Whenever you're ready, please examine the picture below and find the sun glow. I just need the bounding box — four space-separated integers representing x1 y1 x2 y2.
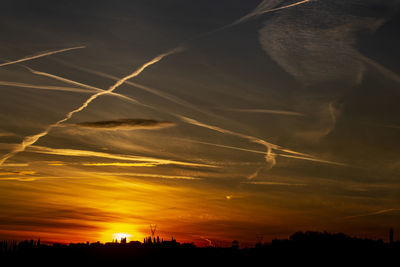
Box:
100 223 143 243
113 232 132 242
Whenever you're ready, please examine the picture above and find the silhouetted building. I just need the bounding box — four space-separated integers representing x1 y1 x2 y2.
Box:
232 240 239 249
390 228 394 244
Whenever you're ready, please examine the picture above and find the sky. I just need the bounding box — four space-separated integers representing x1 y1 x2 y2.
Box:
0 0 399 246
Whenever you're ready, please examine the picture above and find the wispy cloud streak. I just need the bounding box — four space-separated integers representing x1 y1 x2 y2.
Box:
243 181 307 186
0 80 95 94
225 108 305 117
0 50 179 166
344 209 400 220
28 145 216 168
0 46 85 67
360 54 400 84
101 172 201 180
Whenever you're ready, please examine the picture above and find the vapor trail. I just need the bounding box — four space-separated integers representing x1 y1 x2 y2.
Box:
22 65 139 103
51 60 221 118
360 54 400 84
181 139 345 166
176 115 326 168
221 0 312 30
28 145 215 168
254 0 312 16
0 50 178 166
0 80 94 94
344 208 400 220
0 46 85 67
22 65 103 92
224 108 305 117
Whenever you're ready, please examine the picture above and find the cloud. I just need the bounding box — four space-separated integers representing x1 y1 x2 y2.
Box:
67 119 176 131
247 166 264 180
258 1 398 86
256 0 399 140
0 46 85 67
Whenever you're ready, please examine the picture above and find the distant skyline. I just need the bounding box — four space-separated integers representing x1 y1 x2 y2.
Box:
0 0 399 246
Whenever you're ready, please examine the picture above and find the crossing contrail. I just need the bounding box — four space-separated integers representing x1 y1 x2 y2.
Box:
0 46 85 67
0 49 179 166
177 115 316 168
22 65 140 103
180 139 345 166
52 61 216 117
41 61 338 167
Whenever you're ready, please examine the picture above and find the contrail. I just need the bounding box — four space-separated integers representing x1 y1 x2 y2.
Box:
0 46 85 67
220 0 313 31
224 108 305 117
178 115 278 167
180 139 345 166
0 50 179 166
344 208 400 220
254 0 312 16
176 115 339 168
359 54 400 84
49 59 223 118
22 65 104 92
28 145 216 168
22 65 140 103
0 80 95 94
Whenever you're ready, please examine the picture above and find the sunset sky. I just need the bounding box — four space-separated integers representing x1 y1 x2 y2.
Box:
0 0 399 246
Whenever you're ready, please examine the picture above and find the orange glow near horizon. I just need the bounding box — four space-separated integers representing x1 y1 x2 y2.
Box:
100 223 143 243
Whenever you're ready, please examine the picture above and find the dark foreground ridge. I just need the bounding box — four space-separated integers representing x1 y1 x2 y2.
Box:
1 231 399 264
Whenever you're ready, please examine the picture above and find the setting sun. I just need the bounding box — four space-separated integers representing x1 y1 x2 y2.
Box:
113 233 131 242
99 223 142 243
